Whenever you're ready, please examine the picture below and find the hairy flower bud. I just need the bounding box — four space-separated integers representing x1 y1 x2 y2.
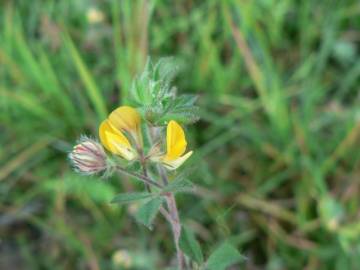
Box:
69 137 107 175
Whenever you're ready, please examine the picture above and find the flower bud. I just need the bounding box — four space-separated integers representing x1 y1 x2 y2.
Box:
69 137 107 175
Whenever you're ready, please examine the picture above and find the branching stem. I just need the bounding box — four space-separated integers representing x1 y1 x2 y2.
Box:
115 165 163 189
148 126 186 269
165 192 185 269
120 126 186 269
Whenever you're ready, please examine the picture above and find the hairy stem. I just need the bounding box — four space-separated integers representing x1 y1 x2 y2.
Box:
166 193 185 269
138 154 173 224
148 126 185 269
140 154 151 192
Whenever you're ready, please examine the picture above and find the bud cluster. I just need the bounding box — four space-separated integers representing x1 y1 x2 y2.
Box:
69 137 107 175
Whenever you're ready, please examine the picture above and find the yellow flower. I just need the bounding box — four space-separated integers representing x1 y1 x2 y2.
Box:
160 120 193 170
99 106 141 160
108 106 141 135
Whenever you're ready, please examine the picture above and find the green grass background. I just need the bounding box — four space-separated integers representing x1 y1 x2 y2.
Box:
1 0 360 269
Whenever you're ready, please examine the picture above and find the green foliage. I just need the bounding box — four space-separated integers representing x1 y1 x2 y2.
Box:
206 242 244 270
111 192 154 204
46 173 116 203
63 32 108 120
179 225 204 264
135 197 164 229
1 0 360 269
129 58 200 125
162 178 194 194
319 195 344 231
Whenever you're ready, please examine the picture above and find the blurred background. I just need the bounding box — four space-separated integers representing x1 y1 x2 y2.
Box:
1 0 360 269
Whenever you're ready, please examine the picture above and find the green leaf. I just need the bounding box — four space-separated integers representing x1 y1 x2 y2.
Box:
44 173 116 204
135 197 164 229
111 192 154 204
128 58 199 126
156 95 200 125
179 225 203 264
154 56 182 85
163 178 194 194
206 242 244 270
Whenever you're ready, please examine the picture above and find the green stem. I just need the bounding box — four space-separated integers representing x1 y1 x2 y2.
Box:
148 126 185 269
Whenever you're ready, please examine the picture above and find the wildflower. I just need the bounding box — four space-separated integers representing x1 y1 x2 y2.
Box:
155 120 193 170
108 106 141 142
99 106 141 160
69 137 107 174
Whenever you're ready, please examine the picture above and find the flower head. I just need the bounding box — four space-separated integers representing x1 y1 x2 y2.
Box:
69 137 107 175
156 120 193 170
99 106 141 160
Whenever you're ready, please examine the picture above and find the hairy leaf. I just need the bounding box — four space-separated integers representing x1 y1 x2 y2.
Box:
111 192 154 204
163 178 194 194
135 197 164 229
206 242 244 270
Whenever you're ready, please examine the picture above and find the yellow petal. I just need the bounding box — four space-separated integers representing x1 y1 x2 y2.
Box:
99 120 135 160
108 106 141 133
164 120 187 161
162 151 193 170
99 120 130 150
